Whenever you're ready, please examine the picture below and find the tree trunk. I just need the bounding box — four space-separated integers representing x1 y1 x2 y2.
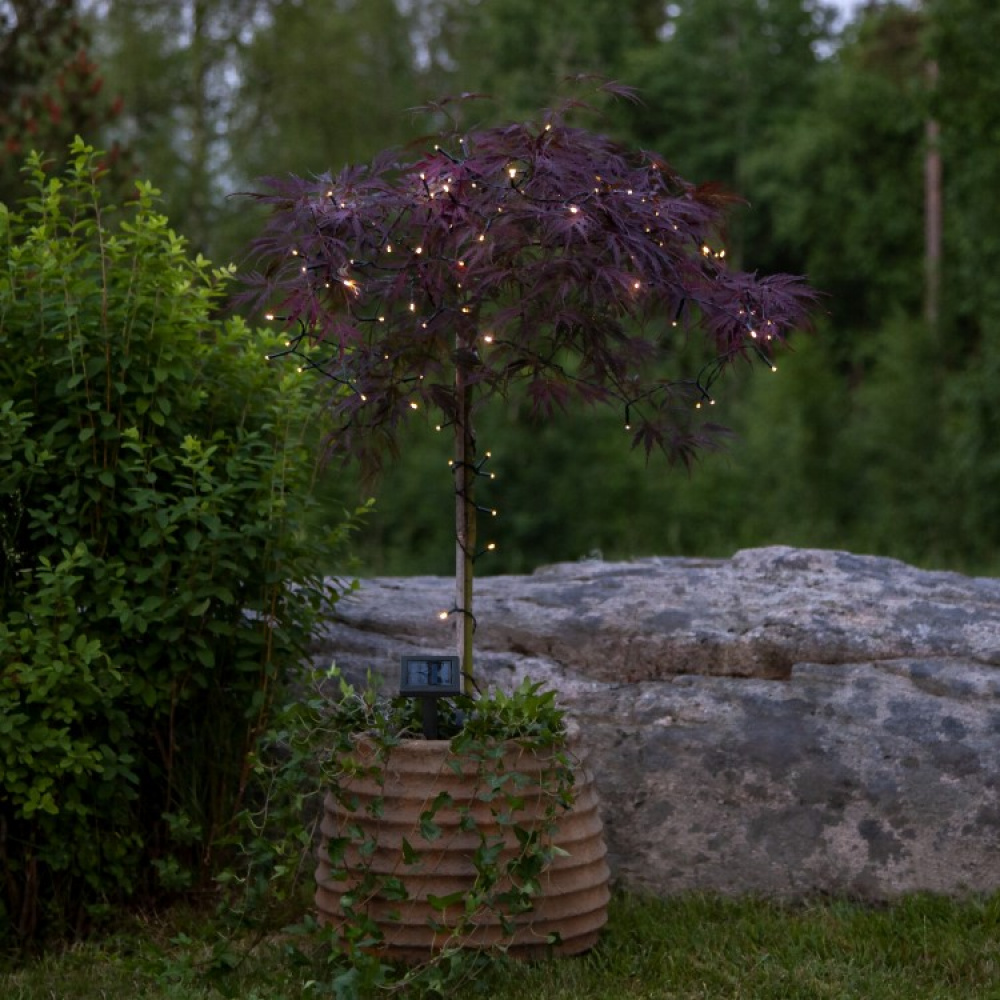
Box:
924 60 942 330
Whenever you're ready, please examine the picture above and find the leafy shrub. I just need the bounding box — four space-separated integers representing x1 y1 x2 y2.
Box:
0 140 356 945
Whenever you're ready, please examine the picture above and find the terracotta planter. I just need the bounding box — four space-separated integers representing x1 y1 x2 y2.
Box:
315 737 610 961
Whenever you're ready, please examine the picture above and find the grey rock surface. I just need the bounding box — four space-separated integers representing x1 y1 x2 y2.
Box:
310 546 1000 899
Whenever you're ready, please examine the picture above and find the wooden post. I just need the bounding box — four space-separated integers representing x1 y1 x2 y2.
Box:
454 359 476 695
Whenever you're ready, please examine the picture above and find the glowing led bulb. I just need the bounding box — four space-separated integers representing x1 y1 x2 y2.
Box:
438 611 449 621
265 312 274 321
409 401 418 409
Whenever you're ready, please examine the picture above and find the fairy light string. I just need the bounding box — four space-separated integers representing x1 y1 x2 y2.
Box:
252 100 816 665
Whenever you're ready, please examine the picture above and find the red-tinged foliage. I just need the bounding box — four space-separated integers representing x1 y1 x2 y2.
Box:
242 96 817 476
0 1 131 203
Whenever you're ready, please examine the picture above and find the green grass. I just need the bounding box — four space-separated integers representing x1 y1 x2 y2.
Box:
3 891 999 999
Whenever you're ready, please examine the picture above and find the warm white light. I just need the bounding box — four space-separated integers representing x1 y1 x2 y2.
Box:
415 247 423 255
438 611 449 620
508 166 517 179
265 312 275 321
569 205 580 214
483 334 494 343
410 401 418 409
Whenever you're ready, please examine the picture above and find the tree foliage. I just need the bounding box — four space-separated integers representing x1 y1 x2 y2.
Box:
0 0 130 204
244 91 816 472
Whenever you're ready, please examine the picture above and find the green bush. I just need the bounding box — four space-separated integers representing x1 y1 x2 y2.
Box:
0 140 355 945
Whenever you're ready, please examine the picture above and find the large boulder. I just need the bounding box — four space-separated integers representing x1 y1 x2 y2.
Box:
311 546 1000 900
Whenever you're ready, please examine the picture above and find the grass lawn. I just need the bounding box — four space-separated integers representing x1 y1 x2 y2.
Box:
2 890 998 999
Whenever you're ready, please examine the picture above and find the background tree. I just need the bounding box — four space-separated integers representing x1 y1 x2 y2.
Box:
622 0 835 271
0 0 129 204
41 0 1000 576
88 0 266 256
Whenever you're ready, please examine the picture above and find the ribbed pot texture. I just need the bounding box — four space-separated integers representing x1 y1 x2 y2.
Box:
315 737 610 961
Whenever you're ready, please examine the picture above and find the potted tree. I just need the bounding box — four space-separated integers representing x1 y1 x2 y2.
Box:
242 85 816 963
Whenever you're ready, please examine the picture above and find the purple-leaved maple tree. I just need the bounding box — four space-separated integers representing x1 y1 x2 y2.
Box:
242 88 817 691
